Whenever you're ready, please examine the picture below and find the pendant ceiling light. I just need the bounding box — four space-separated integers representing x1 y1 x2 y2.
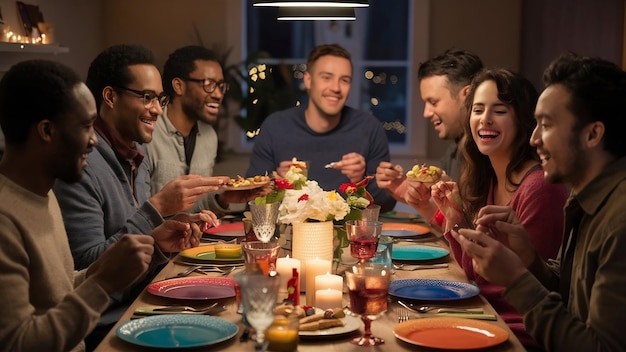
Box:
253 0 369 7
277 7 356 20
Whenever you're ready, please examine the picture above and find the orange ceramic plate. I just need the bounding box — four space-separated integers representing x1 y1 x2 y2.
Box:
382 222 431 236
393 317 508 350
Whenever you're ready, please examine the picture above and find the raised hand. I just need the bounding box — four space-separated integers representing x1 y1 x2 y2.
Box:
404 177 439 222
87 234 154 294
375 161 406 201
330 152 366 183
450 227 528 287
153 212 215 252
150 175 229 216
430 181 464 226
474 205 537 267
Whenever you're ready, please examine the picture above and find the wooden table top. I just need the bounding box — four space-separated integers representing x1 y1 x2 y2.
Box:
95 232 525 351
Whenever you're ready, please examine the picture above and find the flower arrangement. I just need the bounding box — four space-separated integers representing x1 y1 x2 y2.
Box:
278 180 350 224
259 159 374 266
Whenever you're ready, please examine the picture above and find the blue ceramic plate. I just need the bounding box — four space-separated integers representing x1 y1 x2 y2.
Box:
392 244 449 261
389 279 480 301
116 315 238 348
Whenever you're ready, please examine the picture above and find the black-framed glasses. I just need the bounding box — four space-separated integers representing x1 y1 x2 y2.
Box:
115 86 170 109
184 78 230 94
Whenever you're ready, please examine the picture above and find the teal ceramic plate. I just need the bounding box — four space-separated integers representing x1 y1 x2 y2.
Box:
392 244 449 261
116 315 238 348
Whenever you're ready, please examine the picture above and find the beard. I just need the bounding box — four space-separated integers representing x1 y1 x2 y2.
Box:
182 100 217 126
545 136 586 186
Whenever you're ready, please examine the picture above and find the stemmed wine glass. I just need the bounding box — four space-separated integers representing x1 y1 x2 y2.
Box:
235 270 281 350
345 263 391 346
248 201 280 243
346 220 383 264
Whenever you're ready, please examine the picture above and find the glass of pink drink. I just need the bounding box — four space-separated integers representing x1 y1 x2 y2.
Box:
345 263 391 346
346 220 383 264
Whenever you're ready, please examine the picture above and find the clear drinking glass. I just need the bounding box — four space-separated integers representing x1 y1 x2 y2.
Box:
248 201 281 243
346 220 383 264
345 263 391 346
369 235 393 270
236 272 281 349
360 204 381 222
241 241 281 275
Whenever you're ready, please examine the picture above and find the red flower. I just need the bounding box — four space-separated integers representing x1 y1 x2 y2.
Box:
339 183 356 194
275 178 294 190
297 194 309 202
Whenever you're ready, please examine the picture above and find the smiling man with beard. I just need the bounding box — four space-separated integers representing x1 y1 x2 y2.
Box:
52 44 224 350
451 53 626 351
0 59 158 352
140 45 264 215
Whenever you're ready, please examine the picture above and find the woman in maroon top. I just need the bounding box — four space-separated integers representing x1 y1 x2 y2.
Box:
431 68 568 350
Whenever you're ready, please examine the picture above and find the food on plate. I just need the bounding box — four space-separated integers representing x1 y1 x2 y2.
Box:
273 304 346 331
406 164 443 185
214 244 242 259
298 307 346 331
273 304 306 318
299 318 344 331
227 175 270 188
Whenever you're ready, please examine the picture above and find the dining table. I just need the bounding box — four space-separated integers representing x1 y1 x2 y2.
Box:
94 220 526 352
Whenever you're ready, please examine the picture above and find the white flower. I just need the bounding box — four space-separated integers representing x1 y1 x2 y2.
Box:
278 180 350 224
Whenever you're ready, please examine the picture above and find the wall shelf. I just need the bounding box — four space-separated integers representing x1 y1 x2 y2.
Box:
0 42 69 54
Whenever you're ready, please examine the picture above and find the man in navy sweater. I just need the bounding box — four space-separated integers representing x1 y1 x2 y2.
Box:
246 44 396 212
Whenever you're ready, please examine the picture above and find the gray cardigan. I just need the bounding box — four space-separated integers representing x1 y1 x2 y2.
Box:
137 108 229 215
53 132 167 325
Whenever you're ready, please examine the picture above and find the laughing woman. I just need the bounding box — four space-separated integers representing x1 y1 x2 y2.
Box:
431 68 568 351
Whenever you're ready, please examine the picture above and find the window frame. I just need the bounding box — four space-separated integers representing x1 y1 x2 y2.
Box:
225 0 430 158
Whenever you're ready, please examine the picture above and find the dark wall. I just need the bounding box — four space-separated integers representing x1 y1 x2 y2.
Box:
521 0 624 89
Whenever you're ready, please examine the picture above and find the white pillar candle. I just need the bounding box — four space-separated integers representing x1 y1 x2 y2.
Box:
315 272 343 292
276 256 301 301
304 257 331 306
315 288 343 311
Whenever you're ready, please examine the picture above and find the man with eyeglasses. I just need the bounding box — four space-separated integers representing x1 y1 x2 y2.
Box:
139 45 264 216
53 44 226 350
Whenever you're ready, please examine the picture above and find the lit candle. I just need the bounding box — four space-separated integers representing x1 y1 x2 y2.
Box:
266 316 299 352
315 288 343 311
276 256 301 301
304 258 331 306
315 272 343 292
